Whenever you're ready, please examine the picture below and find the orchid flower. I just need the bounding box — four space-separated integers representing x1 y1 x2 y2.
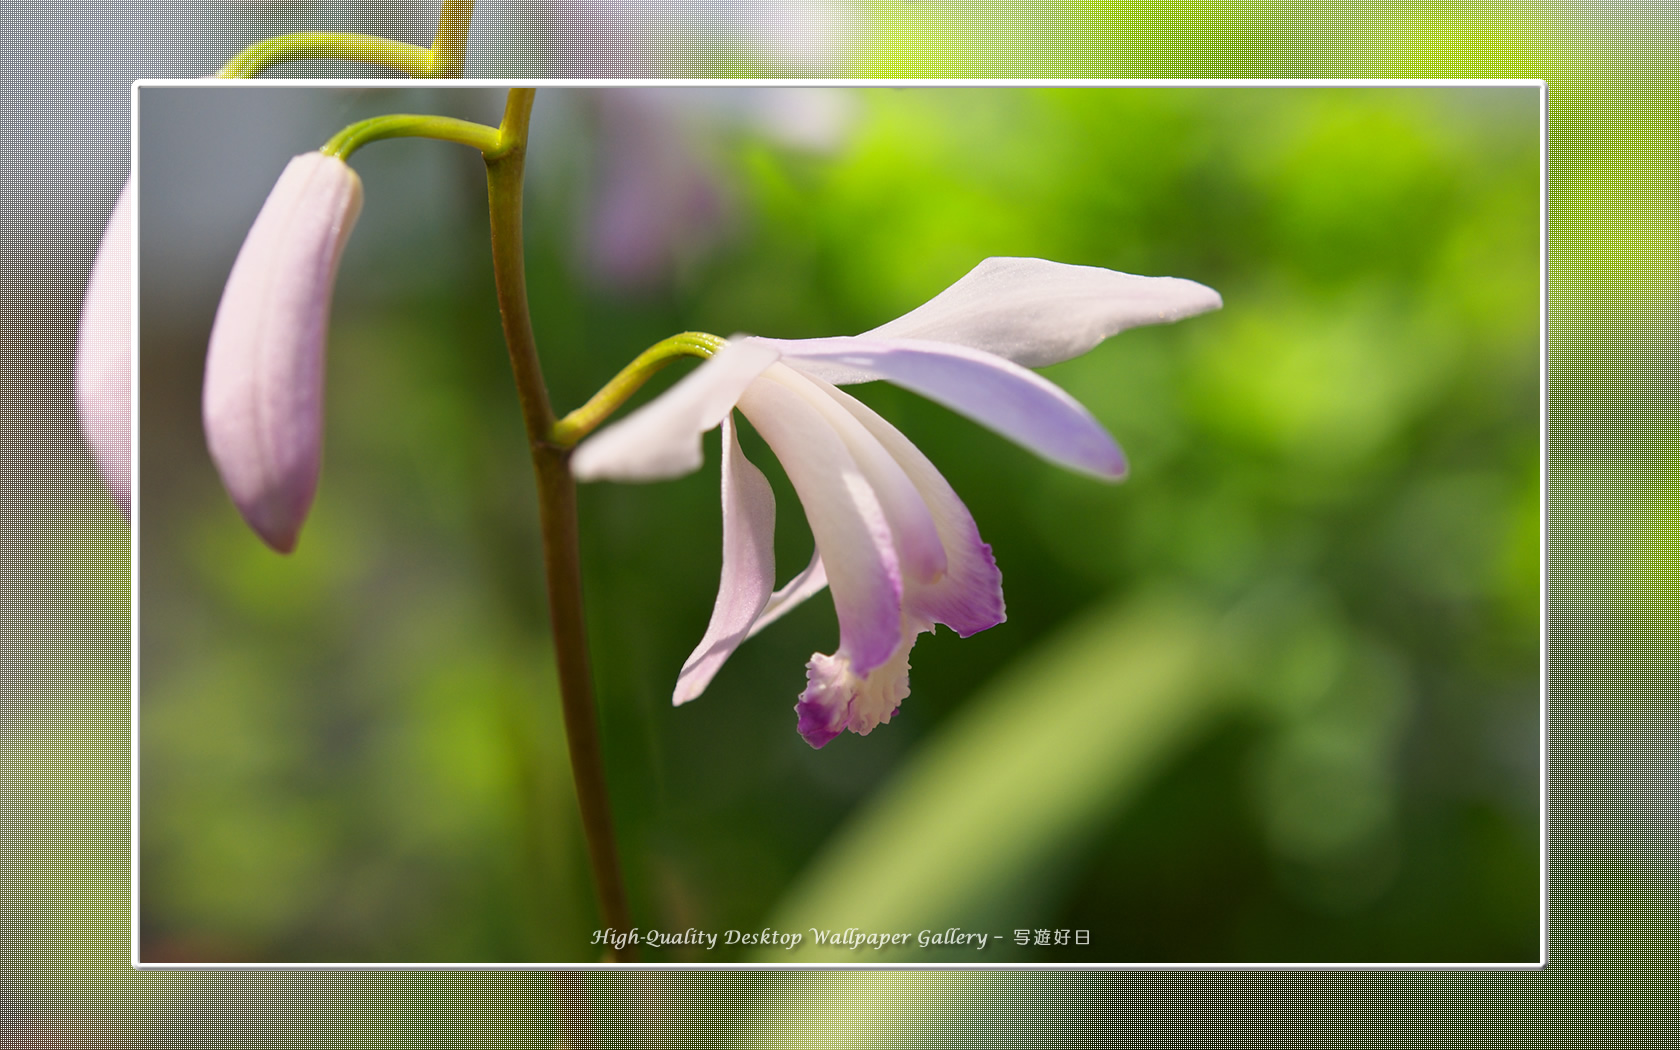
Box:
572 257 1221 747
76 180 135 517
202 152 364 553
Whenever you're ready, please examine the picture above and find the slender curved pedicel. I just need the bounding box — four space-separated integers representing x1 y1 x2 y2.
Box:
76 179 134 517
574 257 1222 747
203 152 363 553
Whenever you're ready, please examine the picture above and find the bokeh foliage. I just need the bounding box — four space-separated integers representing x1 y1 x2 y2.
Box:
136 84 1539 964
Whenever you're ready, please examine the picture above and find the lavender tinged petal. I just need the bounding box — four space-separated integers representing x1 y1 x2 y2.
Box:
203 152 362 553
864 256 1223 367
789 381 1008 749
761 364 946 584
746 550 828 641
735 375 903 677
776 336 1127 479
570 338 780 483
673 415 777 704
76 179 134 517
822 382 1004 638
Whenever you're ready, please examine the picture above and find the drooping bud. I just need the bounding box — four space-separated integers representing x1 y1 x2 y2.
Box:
76 179 134 517
203 152 362 553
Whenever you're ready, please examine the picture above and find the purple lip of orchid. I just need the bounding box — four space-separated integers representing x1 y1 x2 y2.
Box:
571 256 1222 748
76 179 135 518
202 152 363 554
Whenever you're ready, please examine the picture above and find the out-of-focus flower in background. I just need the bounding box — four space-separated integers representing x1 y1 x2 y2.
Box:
202 151 364 553
574 257 1222 745
580 88 854 291
529 1 859 76
583 91 733 291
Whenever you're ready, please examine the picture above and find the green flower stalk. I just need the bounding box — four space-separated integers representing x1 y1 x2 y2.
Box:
217 1 476 78
480 89 639 958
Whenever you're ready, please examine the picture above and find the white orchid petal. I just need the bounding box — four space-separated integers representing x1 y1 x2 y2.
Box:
203 152 363 553
736 373 903 676
570 338 780 482
863 256 1222 367
823 383 1004 638
673 414 776 705
746 550 828 641
775 336 1127 479
76 179 134 517
762 364 946 584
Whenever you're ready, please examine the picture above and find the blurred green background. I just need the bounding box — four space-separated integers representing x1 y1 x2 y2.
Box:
135 84 1539 965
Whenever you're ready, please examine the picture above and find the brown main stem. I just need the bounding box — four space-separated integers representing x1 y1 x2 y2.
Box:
482 88 636 961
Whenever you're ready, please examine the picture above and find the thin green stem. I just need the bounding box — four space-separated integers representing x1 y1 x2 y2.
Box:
216 3 477 79
320 113 505 161
483 88 637 962
427 0 477 76
551 333 726 448
216 32 435 78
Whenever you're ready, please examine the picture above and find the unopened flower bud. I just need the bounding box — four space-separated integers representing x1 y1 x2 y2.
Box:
203 152 362 553
76 179 134 517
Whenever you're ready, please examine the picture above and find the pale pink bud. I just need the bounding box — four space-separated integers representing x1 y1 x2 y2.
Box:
76 179 134 517
203 152 362 553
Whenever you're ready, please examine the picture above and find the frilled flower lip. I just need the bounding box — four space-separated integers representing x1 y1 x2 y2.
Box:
202 151 363 553
571 256 1221 746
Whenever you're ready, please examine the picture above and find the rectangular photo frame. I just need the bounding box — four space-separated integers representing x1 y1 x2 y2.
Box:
129 78 1545 969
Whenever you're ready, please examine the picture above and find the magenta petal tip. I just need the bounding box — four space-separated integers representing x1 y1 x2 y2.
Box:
796 654 850 749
